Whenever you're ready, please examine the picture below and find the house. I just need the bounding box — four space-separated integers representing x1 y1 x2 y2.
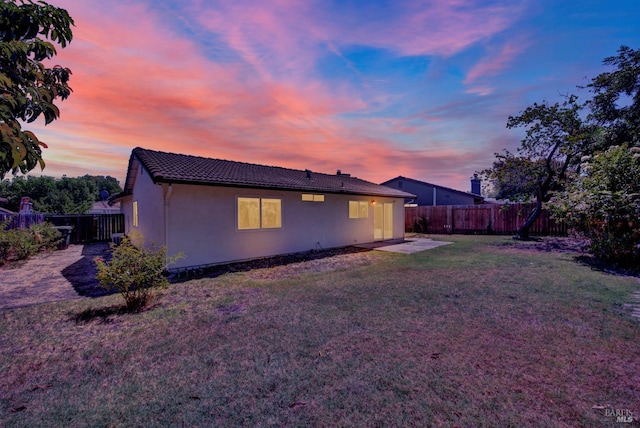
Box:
114 147 415 270
381 176 483 206
86 200 121 214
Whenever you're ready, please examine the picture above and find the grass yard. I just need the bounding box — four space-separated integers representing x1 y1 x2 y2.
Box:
1 235 639 427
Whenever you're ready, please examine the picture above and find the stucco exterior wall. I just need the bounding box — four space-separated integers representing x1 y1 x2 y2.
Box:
148 183 406 269
122 163 165 247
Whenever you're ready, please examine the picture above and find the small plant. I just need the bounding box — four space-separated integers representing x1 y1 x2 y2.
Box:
0 221 61 265
412 216 429 233
94 236 180 311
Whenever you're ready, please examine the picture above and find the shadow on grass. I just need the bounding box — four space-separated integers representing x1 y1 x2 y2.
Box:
574 254 640 277
61 242 117 298
71 305 128 324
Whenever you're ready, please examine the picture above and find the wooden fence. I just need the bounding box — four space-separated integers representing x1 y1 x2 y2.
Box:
44 214 125 244
1 212 45 229
405 204 567 236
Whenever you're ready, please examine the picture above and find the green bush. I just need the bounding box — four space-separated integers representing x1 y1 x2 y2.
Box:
95 236 180 311
556 145 640 268
0 221 61 265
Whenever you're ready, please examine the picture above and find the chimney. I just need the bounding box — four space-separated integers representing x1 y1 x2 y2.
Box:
305 169 312 179
470 174 481 195
336 170 350 177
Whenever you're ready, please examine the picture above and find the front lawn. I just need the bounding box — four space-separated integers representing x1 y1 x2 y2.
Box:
1 235 638 427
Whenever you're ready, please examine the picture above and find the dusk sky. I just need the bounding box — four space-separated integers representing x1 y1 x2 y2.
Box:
27 0 640 192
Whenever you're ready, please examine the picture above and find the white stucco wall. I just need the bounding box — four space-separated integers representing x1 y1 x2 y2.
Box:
153 183 406 269
121 163 165 247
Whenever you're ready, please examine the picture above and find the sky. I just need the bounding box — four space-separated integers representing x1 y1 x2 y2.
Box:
24 0 640 192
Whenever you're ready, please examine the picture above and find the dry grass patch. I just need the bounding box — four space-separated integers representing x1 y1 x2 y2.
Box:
1 235 639 427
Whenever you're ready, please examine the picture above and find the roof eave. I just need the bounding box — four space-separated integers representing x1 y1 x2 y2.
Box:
150 176 414 199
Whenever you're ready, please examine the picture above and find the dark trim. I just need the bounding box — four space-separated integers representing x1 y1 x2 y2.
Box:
145 176 416 198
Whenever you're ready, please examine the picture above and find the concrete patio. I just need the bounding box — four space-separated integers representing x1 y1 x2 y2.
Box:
356 238 453 254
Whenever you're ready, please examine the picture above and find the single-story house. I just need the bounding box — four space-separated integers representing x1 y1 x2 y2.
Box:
115 147 415 270
381 176 483 206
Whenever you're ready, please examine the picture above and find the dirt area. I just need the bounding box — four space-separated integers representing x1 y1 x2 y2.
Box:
0 243 112 310
171 246 379 282
496 236 591 254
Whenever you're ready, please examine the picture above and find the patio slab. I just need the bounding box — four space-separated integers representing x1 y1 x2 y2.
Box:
356 238 453 254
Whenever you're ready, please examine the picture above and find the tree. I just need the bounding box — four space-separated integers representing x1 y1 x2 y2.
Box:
0 174 122 213
587 46 640 149
0 0 74 179
482 96 589 239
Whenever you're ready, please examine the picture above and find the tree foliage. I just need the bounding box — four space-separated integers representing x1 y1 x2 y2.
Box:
555 145 640 267
0 0 74 179
587 45 640 148
482 96 589 239
0 174 121 213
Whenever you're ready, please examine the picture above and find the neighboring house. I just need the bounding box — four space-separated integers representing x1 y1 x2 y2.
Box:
86 200 121 214
381 176 484 206
114 147 415 270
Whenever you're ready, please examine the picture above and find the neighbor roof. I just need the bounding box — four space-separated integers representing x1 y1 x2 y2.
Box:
381 176 484 201
120 147 415 198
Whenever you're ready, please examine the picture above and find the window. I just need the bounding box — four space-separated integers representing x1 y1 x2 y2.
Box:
238 197 282 230
261 198 282 228
302 194 324 202
132 200 139 227
349 200 369 218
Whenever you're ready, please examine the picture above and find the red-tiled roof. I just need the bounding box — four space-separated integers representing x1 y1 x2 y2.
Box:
124 147 415 198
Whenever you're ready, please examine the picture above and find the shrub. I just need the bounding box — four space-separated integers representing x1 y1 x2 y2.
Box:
0 221 61 265
555 145 640 268
29 222 63 250
95 236 180 311
412 216 429 233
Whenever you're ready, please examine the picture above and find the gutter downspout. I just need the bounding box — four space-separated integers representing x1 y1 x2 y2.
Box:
164 183 173 249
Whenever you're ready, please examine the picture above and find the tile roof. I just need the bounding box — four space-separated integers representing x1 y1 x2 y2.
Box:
124 147 415 198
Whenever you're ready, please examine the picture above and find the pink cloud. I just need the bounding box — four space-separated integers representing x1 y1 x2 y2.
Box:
27 0 526 191
464 41 527 86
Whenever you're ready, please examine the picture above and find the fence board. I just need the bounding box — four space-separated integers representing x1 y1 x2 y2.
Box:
44 214 124 244
405 204 567 236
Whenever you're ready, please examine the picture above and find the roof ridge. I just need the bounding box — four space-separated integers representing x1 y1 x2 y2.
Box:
133 146 351 180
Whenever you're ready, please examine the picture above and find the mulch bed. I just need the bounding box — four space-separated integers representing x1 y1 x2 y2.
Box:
170 246 373 282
